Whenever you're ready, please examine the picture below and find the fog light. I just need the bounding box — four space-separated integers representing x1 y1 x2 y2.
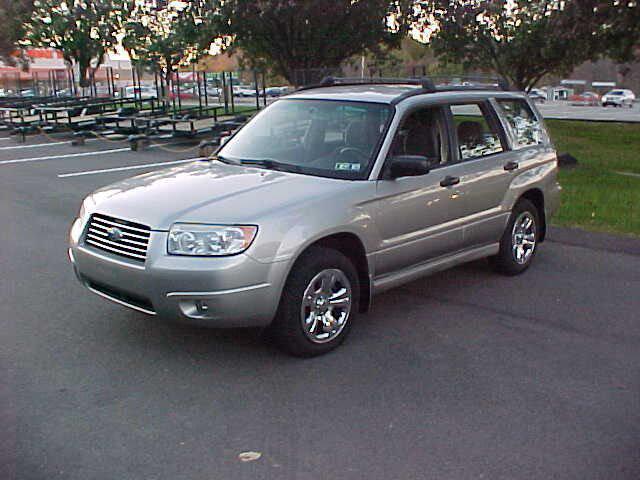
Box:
196 300 209 314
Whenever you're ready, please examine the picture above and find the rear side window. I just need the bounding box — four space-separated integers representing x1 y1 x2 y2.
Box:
496 99 545 148
450 104 504 161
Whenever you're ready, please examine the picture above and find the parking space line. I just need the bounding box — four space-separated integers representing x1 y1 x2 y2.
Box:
0 148 130 165
57 158 200 178
0 138 100 150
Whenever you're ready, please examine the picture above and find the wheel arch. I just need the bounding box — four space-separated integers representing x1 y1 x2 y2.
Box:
519 188 547 242
287 232 372 313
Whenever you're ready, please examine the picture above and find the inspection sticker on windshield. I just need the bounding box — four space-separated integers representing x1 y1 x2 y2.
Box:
335 163 361 171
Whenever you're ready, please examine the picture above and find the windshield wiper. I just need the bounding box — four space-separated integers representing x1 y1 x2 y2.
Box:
238 158 303 173
209 154 239 165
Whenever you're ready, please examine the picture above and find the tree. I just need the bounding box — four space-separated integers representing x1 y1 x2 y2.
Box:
27 0 130 87
123 1 224 91
602 1 640 65
224 0 417 85
0 0 34 66
426 0 640 92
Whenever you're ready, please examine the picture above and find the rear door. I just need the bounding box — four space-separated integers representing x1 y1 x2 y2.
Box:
444 101 515 248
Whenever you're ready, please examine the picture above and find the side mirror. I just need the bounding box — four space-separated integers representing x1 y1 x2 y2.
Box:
388 155 430 179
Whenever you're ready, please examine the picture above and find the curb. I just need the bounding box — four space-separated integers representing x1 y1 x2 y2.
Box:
547 226 640 256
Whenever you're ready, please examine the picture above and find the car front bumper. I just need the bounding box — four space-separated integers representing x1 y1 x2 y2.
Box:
602 99 628 106
69 226 288 328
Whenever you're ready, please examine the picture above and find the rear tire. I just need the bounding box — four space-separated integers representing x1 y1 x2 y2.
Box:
269 247 359 357
490 199 540 276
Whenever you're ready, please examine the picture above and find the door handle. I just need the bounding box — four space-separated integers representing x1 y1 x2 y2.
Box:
504 161 519 171
440 176 460 187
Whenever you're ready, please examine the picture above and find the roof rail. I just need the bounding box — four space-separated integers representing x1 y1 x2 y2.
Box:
297 75 511 94
311 76 436 90
430 74 510 89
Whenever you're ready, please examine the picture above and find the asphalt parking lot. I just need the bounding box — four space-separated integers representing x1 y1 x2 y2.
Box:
1 131 640 480
536 101 639 122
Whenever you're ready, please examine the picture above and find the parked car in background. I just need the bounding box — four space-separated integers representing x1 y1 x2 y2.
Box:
168 92 195 100
265 86 290 97
570 91 600 106
124 85 156 100
527 89 546 103
69 78 561 356
601 89 636 108
233 85 259 97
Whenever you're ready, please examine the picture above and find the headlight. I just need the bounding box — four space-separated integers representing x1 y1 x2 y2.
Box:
168 224 258 256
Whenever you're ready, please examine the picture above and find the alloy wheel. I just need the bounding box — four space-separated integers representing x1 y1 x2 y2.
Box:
300 269 352 344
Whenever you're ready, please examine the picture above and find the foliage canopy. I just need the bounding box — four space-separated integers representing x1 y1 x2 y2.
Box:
225 0 417 85
27 0 131 87
427 0 640 91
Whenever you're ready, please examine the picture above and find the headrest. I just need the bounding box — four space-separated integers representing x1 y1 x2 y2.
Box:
345 119 377 149
457 121 484 146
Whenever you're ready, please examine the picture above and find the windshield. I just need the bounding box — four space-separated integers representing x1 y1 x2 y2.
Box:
218 99 393 179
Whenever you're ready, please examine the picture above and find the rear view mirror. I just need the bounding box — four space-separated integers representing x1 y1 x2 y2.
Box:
388 155 430 179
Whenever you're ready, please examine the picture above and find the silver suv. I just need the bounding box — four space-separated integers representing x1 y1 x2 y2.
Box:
69 78 561 356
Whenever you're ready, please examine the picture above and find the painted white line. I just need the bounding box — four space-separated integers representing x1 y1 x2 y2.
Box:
57 158 200 178
0 148 130 165
0 138 100 150
0 140 71 150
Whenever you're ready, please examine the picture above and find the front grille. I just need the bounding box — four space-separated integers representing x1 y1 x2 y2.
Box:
84 214 151 262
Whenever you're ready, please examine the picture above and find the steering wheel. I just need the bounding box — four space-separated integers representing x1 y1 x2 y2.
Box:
336 146 369 162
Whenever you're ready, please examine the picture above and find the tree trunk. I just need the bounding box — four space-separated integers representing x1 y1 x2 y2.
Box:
512 78 527 92
78 61 90 88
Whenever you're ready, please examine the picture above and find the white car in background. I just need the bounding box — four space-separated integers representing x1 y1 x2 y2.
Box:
527 88 547 103
233 85 259 97
124 86 156 99
601 89 636 108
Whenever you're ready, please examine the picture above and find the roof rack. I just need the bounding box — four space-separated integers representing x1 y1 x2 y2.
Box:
306 76 438 92
297 75 511 95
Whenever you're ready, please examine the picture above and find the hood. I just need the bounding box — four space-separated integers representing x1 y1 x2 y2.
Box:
88 160 358 230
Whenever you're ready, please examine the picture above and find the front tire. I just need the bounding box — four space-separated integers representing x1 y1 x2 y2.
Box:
490 199 540 276
269 247 359 357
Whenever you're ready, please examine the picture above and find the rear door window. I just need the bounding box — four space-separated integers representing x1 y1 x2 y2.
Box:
496 99 546 148
450 104 505 161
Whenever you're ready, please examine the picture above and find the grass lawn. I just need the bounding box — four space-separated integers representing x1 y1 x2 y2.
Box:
546 120 640 236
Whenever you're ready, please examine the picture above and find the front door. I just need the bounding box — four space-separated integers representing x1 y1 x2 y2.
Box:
373 105 465 277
